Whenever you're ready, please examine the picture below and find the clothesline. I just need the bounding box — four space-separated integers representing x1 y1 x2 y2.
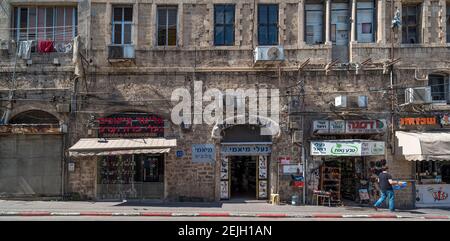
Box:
14 32 79 40
0 25 77 30
15 33 78 39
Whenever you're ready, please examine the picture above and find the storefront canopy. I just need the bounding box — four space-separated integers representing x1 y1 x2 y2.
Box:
396 131 450 161
69 138 177 157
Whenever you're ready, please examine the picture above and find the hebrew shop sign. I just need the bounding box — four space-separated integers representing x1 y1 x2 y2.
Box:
311 140 385 156
97 113 165 138
313 119 386 134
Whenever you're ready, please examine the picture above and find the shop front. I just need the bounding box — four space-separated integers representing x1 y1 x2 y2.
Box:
310 139 386 205
396 131 450 207
308 119 387 206
0 110 64 198
218 125 272 200
69 138 176 200
68 112 177 200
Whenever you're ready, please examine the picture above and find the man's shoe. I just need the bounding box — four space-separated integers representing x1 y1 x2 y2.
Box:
373 206 378 211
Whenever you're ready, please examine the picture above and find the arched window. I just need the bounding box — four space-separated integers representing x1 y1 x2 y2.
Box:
9 110 59 124
429 74 449 103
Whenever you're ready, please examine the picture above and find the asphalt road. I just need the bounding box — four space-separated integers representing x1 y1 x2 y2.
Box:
0 216 441 221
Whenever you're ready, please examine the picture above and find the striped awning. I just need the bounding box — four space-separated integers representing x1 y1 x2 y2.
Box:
396 131 450 161
69 138 176 157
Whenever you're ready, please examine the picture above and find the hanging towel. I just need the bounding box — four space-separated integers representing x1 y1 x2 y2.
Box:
72 36 83 77
72 36 79 64
38 40 54 53
17 40 33 59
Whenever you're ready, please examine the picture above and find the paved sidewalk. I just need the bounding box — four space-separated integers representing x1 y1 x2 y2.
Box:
0 199 449 219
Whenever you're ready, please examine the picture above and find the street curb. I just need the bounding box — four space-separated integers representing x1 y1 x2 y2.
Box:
312 214 343 218
80 212 112 216
424 216 450 220
0 211 449 219
198 212 231 217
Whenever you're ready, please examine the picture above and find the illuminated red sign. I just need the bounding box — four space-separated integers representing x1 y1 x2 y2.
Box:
97 113 164 138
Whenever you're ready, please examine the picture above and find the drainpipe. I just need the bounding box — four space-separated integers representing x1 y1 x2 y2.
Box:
2 40 19 124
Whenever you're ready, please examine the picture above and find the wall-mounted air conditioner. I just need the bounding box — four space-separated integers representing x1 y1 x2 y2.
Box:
108 45 135 59
405 87 432 104
335 95 347 108
254 46 285 64
335 95 368 108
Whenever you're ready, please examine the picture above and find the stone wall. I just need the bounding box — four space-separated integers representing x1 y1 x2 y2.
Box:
67 156 97 200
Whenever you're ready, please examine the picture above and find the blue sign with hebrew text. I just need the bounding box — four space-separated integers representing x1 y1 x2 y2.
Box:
192 144 215 163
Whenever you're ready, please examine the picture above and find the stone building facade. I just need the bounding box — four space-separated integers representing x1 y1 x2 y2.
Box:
1 0 450 209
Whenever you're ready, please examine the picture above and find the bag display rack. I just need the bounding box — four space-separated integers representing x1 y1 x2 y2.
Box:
319 165 342 206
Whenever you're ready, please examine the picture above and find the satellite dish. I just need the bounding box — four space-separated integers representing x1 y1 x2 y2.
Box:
267 47 280 60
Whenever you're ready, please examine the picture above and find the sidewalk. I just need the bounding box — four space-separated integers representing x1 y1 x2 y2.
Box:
1 199 449 219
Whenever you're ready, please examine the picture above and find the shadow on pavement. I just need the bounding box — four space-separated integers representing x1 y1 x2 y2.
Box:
114 200 223 208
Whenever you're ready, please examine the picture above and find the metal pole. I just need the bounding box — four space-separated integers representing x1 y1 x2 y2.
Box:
302 144 306 205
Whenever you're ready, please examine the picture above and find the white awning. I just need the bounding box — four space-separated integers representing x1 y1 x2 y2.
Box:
69 138 176 157
395 131 450 161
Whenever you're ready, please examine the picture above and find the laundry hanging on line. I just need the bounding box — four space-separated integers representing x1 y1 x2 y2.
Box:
17 40 33 60
37 40 54 53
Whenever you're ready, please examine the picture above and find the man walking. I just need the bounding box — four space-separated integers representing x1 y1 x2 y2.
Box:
373 165 398 212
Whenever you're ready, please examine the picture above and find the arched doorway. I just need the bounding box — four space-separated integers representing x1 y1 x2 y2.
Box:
219 124 273 200
0 110 63 197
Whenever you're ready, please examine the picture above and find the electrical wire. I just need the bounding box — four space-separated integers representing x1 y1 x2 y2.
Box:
0 81 447 100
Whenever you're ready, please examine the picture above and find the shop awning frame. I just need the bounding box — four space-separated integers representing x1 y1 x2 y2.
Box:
395 131 450 161
69 138 177 157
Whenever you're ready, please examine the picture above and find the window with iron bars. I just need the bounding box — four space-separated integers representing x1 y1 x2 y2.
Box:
12 6 78 48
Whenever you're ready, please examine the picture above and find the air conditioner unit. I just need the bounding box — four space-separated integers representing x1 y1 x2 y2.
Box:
347 95 368 108
292 130 303 143
254 46 285 64
335 95 368 108
335 95 347 108
108 45 135 59
358 96 368 108
405 87 432 104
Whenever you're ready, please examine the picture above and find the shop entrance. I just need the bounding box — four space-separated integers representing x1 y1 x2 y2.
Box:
230 156 257 199
319 157 380 206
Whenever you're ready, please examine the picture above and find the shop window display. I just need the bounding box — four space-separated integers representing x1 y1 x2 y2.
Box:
98 155 137 199
415 161 450 207
416 161 450 184
318 158 386 206
97 154 164 199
